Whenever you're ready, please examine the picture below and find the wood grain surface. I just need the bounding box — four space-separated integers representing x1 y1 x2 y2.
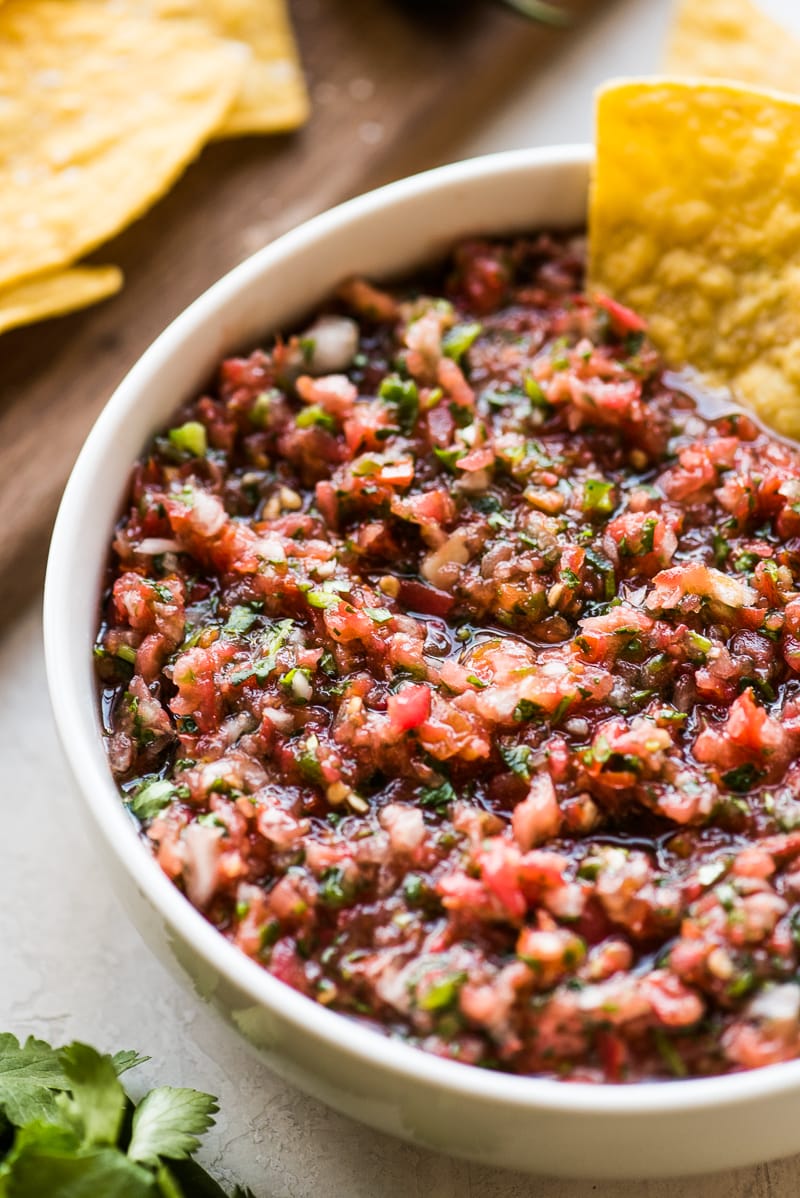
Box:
0 0 599 627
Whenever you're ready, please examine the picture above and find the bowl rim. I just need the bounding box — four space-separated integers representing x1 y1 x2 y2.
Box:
44 142 800 1117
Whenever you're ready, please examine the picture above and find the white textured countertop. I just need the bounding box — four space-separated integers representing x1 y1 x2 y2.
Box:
5 1 799 1192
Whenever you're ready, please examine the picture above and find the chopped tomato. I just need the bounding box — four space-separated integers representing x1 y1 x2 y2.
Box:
99 230 800 1083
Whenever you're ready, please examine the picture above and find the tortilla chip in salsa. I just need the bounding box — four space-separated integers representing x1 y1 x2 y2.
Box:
590 77 800 438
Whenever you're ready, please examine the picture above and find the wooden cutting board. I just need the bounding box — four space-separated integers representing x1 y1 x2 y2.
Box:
0 0 599 629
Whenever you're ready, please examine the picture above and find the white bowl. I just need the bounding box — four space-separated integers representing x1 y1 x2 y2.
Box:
44 145 800 1179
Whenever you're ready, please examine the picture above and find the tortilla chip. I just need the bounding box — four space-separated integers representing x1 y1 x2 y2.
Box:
0 0 245 290
666 0 800 95
150 0 309 136
0 265 122 336
589 78 800 438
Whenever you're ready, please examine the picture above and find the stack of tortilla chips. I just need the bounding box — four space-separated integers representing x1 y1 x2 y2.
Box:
666 0 800 93
0 0 308 335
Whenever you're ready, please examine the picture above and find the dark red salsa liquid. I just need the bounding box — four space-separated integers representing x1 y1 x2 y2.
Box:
96 234 800 1082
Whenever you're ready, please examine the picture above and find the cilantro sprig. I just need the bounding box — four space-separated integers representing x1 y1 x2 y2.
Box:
0 1034 254 1197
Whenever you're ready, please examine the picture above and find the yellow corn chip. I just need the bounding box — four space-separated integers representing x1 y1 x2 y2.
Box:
0 265 122 336
666 0 800 95
0 0 245 290
149 0 309 136
589 78 800 438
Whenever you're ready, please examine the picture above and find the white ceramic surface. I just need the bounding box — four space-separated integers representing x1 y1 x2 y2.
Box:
43 146 800 1179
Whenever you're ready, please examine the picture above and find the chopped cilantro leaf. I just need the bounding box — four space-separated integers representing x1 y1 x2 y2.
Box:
733 551 760 574
419 781 456 812
229 618 294 684
319 650 338 677
127 778 176 822
499 744 532 779
378 375 419 433
318 867 355 908
223 606 259 636
712 532 729 567
584 546 617 600
640 516 657 553
487 510 514 531
513 698 540 723
722 763 765 793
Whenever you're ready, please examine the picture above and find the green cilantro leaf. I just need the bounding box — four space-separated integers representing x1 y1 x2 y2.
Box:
222 606 259 637
513 698 540 723
419 780 456 812
499 744 532 780
317 866 356 908
6 1142 154 1197
128 1088 218 1168
59 1044 126 1148
111 1052 150 1078
2 1118 80 1165
722 762 765 793
378 375 418 433
0 1035 69 1126
0 1035 243 1196
127 779 177 823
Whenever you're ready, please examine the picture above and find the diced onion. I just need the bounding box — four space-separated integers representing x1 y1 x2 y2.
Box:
136 538 181 555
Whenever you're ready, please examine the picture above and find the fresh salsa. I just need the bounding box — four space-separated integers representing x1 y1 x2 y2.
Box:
97 234 800 1082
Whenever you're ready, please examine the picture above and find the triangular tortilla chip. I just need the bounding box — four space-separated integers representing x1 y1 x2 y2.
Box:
589 78 800 438
0 266 122 335
0 0 244 289
150 0 309 136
